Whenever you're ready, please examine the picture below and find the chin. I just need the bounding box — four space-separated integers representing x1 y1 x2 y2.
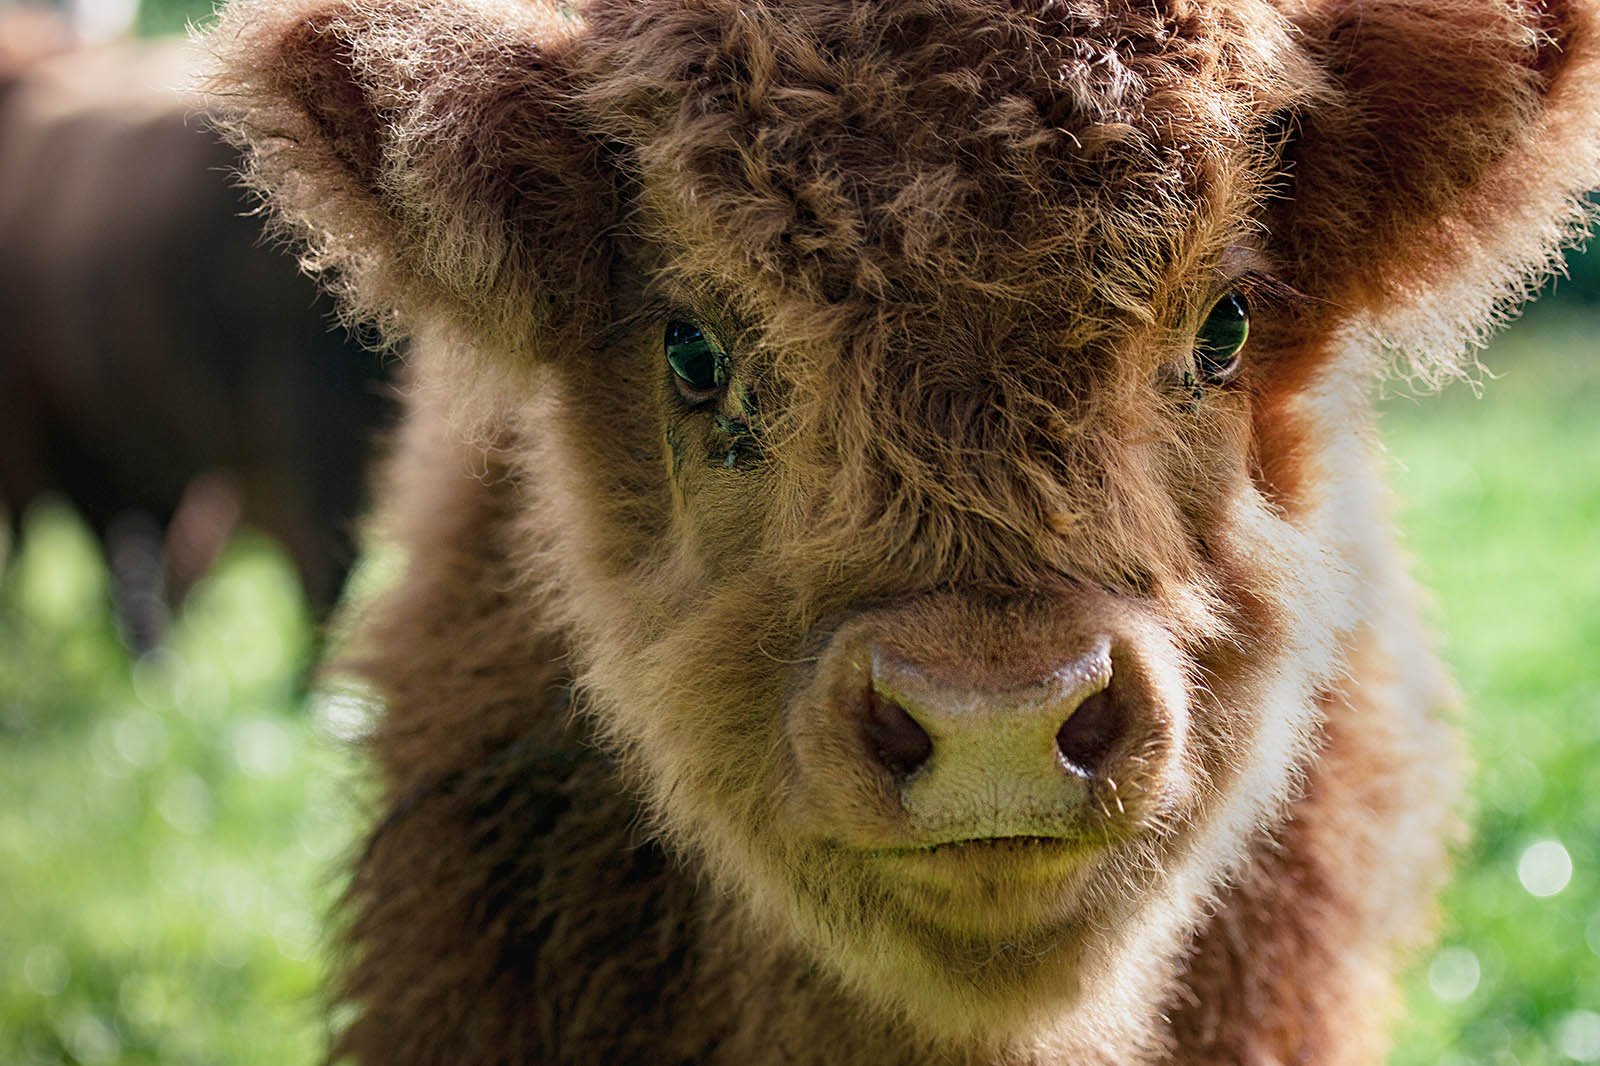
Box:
758 828 1194 1048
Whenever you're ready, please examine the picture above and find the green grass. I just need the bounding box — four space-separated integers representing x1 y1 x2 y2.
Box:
1386 311 1600 1066
0 314 1595 1064
0 522 365 1066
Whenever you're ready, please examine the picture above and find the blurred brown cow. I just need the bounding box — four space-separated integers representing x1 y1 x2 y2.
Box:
0 35 394 650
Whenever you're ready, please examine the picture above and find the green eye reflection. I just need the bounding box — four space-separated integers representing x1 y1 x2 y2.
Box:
665 319 726 397
1193 291 1249 383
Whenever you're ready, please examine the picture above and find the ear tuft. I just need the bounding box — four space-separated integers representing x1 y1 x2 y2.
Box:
1525 0 1581 81
1274 0 1600 384
204 0 615 391
273 15 384 187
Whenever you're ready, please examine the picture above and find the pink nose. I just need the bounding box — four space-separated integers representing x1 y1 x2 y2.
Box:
859 640 1126 824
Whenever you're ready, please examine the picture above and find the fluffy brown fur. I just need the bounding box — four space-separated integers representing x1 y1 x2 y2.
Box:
206 0 1600 1062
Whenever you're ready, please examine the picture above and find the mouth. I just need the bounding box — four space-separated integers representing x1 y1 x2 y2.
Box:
865 834 1078 858
864 832 1103 892
851 835 1102 939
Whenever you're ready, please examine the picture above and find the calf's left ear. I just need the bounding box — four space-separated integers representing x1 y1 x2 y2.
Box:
1271 0 1600 376
205 0 615 362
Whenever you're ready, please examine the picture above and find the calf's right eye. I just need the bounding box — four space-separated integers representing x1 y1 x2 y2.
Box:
1192 291 1249 384
665 319 726 402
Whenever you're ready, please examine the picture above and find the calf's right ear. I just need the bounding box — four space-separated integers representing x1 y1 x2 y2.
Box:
206 0 614 360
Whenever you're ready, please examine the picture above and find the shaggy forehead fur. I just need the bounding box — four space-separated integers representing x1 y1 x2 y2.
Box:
581 0 1306 313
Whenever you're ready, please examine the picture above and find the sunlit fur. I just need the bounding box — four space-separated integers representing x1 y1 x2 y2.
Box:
208 0 1600 1062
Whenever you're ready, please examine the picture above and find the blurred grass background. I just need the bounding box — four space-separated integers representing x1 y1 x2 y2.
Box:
1383 309 1600 1066
1 1 1597 1063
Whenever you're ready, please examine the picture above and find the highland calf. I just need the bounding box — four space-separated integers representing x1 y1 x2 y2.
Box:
209 0 1600 1062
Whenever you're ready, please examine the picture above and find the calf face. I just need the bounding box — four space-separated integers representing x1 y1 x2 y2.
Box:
211 0 1600 1053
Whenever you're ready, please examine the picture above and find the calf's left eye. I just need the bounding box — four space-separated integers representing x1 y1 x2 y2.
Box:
665 319 726 401
1193 291 1249 384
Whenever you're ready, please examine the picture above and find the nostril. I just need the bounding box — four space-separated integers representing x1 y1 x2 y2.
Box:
862 685 934 779
1055 688 1124 779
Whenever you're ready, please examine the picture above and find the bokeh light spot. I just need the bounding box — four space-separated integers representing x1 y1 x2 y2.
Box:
1429 946 1482 1004
207 921 253 970
59 1011 120 1066
112 710 168 769
1558 1011 1600 1062
22 944 70 997
131 648 190 710
1518 840 1574 898
233 717 292 779
273 909 317 963
156 773 213 835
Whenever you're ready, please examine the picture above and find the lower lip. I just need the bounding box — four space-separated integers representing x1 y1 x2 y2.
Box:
869 835 1093 881
863 839 1100 936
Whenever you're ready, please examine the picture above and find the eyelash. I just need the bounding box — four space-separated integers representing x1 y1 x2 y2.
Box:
1224 268 1299 310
